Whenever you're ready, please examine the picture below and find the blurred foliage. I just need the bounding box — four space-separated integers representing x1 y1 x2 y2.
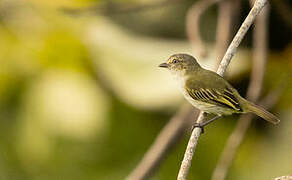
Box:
0 0 291 180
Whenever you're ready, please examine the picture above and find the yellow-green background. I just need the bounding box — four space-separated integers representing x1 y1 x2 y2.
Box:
0 0 291 179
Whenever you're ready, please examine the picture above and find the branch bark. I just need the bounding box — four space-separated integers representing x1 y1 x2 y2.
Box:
177 0 268 179
211 1 270 180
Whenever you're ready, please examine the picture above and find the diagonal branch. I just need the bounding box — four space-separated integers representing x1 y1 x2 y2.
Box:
216 0 268 76
211 1 270 179
177 0 268 179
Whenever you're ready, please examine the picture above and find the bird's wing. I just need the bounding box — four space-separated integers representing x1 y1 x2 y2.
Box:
185 86 242 112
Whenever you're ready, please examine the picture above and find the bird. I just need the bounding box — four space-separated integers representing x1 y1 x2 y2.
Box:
159 53 280 129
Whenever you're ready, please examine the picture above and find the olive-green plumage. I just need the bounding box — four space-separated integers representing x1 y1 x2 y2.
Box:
159 53 280 125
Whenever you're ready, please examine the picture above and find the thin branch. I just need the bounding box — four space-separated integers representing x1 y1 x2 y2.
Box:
186 0 220 58
246 2 268 101
177 111 206 180
126 104 197 180
216 0 267 76
211 1 270 180
177 0 268 179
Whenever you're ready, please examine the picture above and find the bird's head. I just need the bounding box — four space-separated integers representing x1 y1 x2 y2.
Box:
159 54 201 76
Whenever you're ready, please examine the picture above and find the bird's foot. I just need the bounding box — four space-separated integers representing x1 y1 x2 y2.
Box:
191 123 205 133
191 115 222 134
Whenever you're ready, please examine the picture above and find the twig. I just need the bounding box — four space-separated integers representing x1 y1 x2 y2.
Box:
186 0 220 58
177 0 268 179
126 104 197 180
246 1 268 101
177 112 206 180
211 1 270 180
216 0 267 76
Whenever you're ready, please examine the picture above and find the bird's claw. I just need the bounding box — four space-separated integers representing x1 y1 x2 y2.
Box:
191 123 205 134
191 115 222 134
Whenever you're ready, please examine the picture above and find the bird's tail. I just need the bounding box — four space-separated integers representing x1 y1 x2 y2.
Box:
245 101 280 125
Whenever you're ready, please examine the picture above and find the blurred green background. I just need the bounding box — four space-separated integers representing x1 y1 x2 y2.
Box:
0 0 291 179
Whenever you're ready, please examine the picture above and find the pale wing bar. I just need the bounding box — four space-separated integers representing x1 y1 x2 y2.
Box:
187 88 242 112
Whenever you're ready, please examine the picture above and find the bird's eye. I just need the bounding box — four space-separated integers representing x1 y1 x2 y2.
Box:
173 59 178 63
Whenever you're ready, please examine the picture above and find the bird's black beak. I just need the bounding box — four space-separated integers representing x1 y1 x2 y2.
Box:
158 63 169 68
